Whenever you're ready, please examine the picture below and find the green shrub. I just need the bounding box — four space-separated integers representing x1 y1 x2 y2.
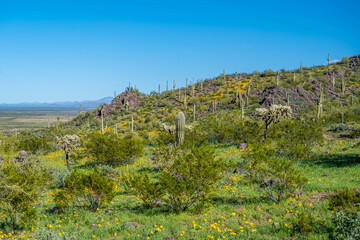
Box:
328 188 360 212
332 211 360 239
244 143 307 203
123 173 164 207
292 210 315 237
156 144 224 213
17 131 51 154
55 168 115 211
86 133 143 165
350 128 360 138
0 157 51 230
269 119 323 160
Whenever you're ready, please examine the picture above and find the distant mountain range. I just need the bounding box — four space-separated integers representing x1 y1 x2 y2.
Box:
0 97 113 110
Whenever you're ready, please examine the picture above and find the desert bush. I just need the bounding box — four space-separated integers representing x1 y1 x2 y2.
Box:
86 133 143 165
332 211 360 240
0 157 51 230
0 134 18 155
123 173 164 207
17 131 51 154
328 123 354 133
328 188 360 213
269 119 323 159
292 210 315 237
199 112 261 144
349 128 360 138
156 143 224 213
54 168 115 211
244 143 307 203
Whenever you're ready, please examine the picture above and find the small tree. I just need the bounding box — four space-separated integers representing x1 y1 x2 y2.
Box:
55 135 80 171
0 157 51 230
55 168 115 211
244 143 307 203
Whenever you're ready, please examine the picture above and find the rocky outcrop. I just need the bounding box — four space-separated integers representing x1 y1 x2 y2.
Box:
112 91 141 109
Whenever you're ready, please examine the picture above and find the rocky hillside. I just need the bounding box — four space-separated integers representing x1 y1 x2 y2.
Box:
73 54 360 134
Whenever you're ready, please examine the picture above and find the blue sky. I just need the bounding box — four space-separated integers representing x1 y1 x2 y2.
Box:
0 0 359 103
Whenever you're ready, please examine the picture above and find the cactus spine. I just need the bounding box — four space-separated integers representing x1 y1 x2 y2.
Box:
176 112 185 146
316 84 323 120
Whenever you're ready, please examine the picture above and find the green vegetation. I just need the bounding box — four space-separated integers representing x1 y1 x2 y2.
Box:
0 54 359 239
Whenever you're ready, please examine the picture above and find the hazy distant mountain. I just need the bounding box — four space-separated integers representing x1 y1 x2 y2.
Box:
0 97 113 110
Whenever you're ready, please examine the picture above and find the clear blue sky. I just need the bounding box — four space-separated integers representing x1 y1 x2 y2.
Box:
0 0 359 103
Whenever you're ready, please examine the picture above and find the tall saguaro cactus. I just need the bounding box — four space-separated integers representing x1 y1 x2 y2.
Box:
166 80 168 92
193 104 196 121
80 104 82 114
173 80 176 91
131 114 134 133
300 61 303 71
316 84 324 120
101 110 104 133
176 112 185 146
341 78 346 95
327 53 330 65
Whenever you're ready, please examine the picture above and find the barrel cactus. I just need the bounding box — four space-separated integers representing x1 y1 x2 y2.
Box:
176 112 185 146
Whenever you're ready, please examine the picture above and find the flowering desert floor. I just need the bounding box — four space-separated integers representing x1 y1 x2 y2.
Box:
1 139 360 240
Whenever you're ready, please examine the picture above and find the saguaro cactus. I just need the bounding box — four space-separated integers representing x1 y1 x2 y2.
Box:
101 110 104 133
176 112 185 146
193 104 196 121
166 80 168 92
114 90 116 98
80 104 82 114
186 78 188 89
173 80 176 91
327 53 330 65
316 84 323 120
341 78 346 95
300 61 303 71
158 84 161 94
131 114 134 133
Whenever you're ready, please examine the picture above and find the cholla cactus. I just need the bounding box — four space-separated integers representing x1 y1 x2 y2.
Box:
255 105 292 138
162 123 176 134
55 135 80 171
